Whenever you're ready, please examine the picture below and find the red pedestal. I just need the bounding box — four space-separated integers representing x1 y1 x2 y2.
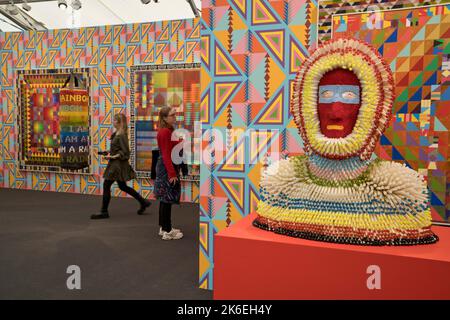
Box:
214 213 450 300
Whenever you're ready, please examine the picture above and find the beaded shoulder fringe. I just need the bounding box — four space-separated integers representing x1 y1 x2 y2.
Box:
253 217 439 246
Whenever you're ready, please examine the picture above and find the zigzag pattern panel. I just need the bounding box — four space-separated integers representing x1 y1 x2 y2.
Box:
0 19 200 202
199 0 317 290
0 58 4 186
333 4 450 223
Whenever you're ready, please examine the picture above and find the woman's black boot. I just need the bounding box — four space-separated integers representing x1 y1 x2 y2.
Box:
137 200 151 215
91 212 110 219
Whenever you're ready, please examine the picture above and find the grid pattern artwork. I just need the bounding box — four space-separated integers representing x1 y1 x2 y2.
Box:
318 0 446 44
130 63 201 180
333 4 450 223
17 68 91 173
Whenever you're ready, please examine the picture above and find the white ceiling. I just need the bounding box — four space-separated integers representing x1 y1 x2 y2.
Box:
0 0 202 32
0 12 22 31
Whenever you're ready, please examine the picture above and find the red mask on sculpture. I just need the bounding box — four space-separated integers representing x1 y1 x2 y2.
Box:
317 69 361 138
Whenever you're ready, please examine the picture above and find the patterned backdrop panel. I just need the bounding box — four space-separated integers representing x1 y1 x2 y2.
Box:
0 18 200 201
130 63 201 179
199 0 317 290
333 4 450 223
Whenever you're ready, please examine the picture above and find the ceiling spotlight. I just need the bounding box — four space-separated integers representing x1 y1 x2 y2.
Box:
141 0 151 4
6 1 19 15
58 0 68 10
71 0 82 10
22 0 31 12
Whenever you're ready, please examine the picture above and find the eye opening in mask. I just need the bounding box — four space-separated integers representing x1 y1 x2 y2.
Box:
320 90 334 99
318 85 360 104
341 91 358 100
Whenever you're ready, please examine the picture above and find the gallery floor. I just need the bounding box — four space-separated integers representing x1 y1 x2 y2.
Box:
0 188 212 300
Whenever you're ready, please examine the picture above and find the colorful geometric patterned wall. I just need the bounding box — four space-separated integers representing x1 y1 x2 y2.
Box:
199 0 317 290
319 0 447 44
0 19 200 202
333 3 450 223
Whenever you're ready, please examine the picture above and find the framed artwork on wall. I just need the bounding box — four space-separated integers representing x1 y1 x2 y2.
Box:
16 68 93 174
130 63 201 181
318 0 445 44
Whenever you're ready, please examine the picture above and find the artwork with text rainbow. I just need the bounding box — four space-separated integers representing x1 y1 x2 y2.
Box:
253 38 439 246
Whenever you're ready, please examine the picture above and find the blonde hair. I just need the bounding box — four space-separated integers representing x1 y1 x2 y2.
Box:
114 113 128 135
158 106 173 129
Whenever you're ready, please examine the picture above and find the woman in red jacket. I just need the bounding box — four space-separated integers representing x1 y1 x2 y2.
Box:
154 106 183 240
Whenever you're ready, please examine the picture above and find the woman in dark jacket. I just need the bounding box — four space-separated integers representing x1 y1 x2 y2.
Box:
154 106 183 240
91 113 151 219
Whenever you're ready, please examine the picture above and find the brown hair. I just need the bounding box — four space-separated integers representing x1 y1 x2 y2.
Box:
158 106 174 129
114 113 128 136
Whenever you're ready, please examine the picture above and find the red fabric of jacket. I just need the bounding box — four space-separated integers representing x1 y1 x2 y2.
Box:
157 127 182 179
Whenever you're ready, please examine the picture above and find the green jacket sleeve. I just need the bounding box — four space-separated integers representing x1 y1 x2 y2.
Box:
118 134 130 161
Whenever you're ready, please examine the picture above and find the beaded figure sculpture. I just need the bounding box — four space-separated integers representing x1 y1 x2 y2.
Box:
253 38 438 246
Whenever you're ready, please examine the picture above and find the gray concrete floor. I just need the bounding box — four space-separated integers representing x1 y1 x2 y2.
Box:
0 188 212 300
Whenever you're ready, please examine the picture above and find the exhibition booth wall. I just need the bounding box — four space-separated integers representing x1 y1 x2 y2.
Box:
0 18 201 202
198 0 318 289
198 0 449 290
0 0 449 292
